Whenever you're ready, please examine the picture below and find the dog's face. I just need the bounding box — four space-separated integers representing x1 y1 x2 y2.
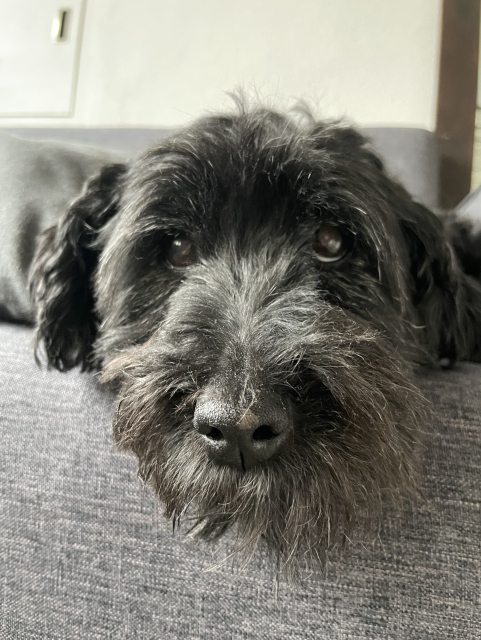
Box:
31 108 481 577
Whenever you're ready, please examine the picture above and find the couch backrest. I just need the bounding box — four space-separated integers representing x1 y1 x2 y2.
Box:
2 126 440 209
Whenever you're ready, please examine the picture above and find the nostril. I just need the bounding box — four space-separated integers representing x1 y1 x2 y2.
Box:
204 426 224 442
252 425 278 441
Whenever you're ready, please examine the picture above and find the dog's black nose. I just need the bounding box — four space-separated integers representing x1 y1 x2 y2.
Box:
193 390 293 471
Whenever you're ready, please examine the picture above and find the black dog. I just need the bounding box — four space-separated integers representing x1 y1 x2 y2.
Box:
30 105 481 578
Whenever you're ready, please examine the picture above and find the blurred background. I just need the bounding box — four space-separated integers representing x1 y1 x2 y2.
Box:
0 0 479 207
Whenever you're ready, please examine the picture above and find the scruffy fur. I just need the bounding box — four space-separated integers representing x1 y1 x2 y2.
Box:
30 104 481 579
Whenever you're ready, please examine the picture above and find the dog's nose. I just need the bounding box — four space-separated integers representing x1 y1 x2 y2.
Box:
193 390 293 471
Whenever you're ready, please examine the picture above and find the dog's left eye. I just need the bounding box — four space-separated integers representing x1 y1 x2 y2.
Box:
165 235 197 268
313 225 347 263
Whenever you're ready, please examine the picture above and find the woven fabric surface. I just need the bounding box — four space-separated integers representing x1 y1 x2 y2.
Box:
0 133 121 322
0 322 480 639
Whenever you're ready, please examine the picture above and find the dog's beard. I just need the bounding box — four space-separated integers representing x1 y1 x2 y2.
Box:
103 307 427 581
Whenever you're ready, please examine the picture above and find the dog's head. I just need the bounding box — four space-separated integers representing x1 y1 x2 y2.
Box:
30 107 481 576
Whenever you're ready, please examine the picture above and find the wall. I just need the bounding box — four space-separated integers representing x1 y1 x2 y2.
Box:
1 0 443 129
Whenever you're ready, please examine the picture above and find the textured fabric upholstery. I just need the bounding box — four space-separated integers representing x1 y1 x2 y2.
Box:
363 128 439 209
0 133 120 322
3 127 171 155
457 184 481 221
0 322 479 639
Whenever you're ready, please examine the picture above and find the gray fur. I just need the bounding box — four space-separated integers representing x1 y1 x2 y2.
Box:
30 104 481 579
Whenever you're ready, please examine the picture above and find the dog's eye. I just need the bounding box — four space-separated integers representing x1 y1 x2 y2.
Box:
313 225 347 263
165 235 197 268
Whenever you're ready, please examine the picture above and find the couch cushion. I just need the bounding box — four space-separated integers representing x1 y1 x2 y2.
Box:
363 127 439 209
0 322 479 639
0 133 121 322
2 128 171 155
457 184 481 220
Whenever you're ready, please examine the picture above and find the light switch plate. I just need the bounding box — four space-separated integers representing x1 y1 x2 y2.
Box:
0 0 86 117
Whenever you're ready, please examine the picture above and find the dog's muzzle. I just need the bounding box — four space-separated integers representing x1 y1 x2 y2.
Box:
193 386 294 471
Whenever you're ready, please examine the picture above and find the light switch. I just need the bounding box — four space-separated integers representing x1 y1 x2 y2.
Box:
52 8 72 43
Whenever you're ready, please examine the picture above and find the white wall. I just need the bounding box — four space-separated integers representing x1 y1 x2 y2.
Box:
1 0 443 129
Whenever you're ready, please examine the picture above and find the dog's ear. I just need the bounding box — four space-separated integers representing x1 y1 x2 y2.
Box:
30 163 128 371
400 203 481 365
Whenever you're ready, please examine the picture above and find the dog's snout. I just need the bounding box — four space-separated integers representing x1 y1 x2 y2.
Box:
193 390 293 471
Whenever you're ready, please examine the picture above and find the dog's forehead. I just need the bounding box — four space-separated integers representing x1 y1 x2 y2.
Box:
116 111 408 276
127 114 370 236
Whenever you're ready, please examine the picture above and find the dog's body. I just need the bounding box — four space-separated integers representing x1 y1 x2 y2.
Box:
30 105 481 577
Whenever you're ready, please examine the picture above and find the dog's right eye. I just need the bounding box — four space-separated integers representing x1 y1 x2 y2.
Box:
313 225 348 263
164 235 197 269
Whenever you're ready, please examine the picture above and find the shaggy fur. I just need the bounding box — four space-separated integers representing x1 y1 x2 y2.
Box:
30 104 481 578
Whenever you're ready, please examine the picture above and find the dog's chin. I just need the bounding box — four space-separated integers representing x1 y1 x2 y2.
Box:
104 323 428 580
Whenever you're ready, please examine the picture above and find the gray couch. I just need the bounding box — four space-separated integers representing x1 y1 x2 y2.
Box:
0 127 479 639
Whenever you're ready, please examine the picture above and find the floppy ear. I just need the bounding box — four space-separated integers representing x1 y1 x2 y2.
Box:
401 203 481 366
30 163 128 371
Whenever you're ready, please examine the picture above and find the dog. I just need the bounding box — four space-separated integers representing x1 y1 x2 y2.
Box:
29 103 481 578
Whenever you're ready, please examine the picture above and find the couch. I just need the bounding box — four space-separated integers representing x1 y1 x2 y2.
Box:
0 126 479 640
